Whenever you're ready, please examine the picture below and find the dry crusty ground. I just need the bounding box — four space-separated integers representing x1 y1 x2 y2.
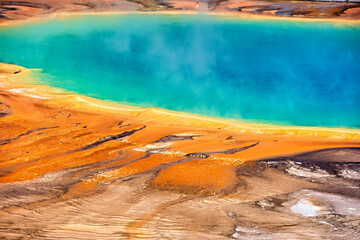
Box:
0 0 359 22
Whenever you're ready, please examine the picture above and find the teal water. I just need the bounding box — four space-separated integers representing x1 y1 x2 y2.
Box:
0 14 359 128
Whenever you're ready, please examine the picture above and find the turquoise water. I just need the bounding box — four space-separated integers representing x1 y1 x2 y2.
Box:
0 14 359 128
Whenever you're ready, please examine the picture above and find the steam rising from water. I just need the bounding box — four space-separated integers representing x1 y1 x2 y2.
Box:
0 14 359 127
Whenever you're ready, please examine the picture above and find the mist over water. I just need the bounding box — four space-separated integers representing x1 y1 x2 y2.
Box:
0 14 359 128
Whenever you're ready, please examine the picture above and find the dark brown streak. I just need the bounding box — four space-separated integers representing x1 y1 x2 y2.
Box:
72 2 96 10
117 121 130 128
153 134 201 143
0 1 52 10
70 125 146 153
126 0 173 9
0 126 59 146
185 141 260 159
0 101 11 108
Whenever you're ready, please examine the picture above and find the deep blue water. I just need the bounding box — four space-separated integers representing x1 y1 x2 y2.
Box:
0 14 359 128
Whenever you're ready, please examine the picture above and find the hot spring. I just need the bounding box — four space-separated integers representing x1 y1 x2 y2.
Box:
0 14 359 128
